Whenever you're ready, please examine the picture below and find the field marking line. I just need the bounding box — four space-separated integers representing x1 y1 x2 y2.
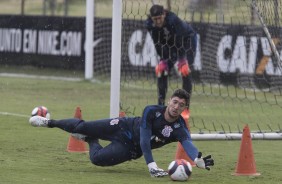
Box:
0 111 29 118
0 73 83 82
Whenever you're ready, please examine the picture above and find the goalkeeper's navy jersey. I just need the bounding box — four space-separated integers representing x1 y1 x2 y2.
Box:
141 105 190 144
145 11 197 64
120 105 198 164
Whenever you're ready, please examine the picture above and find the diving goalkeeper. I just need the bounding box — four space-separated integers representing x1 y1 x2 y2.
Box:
29 89 214 177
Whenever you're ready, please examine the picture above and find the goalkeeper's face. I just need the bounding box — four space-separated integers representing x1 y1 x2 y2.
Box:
167 97 187 119
151 14 165 28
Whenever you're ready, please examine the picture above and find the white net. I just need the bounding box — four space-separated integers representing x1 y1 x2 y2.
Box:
119 0 282 136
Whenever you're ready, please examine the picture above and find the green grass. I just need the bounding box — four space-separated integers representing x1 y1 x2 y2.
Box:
1 65 281 133
0 73 282 184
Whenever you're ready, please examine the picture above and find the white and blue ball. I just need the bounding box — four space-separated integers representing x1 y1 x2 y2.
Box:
31 106 50 119
168 159 192 181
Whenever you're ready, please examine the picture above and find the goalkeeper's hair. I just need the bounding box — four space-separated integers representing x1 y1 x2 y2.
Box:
171 89 189 106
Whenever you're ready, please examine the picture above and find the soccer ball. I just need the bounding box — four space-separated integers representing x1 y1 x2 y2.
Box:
31 106 50 119
168 159 192 181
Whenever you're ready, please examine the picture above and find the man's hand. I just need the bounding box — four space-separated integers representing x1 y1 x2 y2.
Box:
194 152 214 170
155 60 168 77
148 162 168 177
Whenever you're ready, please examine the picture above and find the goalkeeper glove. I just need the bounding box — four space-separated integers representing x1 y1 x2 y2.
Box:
194 152 214 171
148 162 168 177
155 60 168 78
176 59 190 77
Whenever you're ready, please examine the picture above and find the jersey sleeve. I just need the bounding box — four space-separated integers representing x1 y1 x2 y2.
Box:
180 139 198 161
140 106 155 164
176 118 198 161
169 13 197 62
181 140 198 160
145 18 165 60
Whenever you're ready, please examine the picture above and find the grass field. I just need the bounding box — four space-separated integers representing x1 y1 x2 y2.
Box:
0 0 281 183
0 71 282 184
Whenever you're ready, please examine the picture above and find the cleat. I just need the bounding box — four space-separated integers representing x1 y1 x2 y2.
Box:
71 133 87 141
29 116 49 127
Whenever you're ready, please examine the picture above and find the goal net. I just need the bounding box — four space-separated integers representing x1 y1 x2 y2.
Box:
117 0 282 139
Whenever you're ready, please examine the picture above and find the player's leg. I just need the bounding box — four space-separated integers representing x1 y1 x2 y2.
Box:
49 118 122 140
30 116 138 166
88 139 136 166
182 75 192 109
183 44 195 109
30 116 122 141
157 76 168 105
156 59 175 105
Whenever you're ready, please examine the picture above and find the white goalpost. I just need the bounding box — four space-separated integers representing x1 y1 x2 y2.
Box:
84 0 122 118
110 0 122 118
85 0 94 79
191 132 282 140
250 0 282 70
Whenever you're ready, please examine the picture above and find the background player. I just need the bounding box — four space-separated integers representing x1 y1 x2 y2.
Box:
145 4 197 117
29 89 214 177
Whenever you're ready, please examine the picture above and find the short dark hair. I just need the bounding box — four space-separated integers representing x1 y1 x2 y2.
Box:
171 89 190 106
150 4 164 17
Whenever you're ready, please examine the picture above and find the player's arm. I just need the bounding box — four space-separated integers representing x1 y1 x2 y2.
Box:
181 139 214 170
179 124 214 170
145 18 163 58
180 139 198 161
168 15 195 76
140 126 168 177
148 28 169 77
140 125 153 164
172 15 197 59
146 17 170 78
140 106 168 177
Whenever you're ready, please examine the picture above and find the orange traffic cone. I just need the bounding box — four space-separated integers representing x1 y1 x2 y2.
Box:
181 108 190 121
175 109 195 166
233 125 260 176
67 107 88 153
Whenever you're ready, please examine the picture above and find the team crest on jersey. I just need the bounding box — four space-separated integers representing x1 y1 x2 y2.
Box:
110 119 119 125
174 123 181 129
155 112 161 118
161 125 173 137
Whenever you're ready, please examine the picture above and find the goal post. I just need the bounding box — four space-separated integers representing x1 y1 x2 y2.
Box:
250 0 282 70
110 0 122 118
85 0 94 80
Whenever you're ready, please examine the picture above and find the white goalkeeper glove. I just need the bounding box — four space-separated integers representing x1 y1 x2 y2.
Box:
194 152 214 170
148 162 168 177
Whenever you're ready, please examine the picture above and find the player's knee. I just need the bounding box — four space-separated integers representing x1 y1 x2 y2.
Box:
90 157 100 166
90 155 106 166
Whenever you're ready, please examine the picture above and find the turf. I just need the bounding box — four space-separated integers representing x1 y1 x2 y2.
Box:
0 74 282 184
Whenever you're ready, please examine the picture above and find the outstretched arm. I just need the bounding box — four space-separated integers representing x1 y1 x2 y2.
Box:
181 140 214 170
140 106 168 177
140 124 168 177
171 13 197 63
181 139 198 160
140 126 153 164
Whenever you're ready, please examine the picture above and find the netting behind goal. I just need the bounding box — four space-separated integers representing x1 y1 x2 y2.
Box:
117 0 282 136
